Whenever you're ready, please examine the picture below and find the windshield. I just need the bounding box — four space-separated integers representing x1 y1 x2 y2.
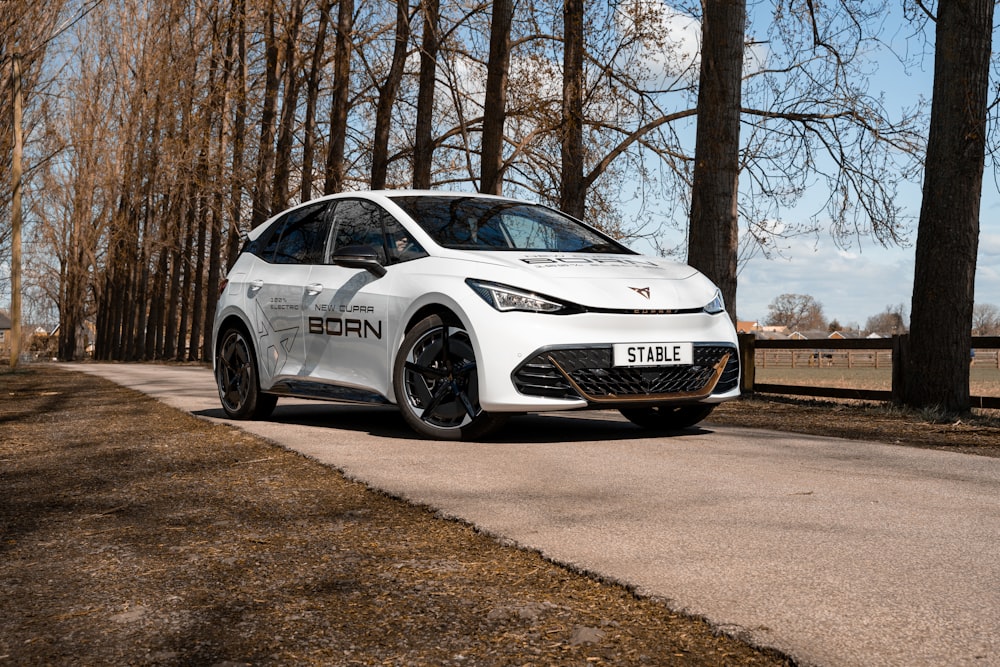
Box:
390 195 634 254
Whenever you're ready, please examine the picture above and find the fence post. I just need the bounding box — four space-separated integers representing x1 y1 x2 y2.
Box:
738 333 756 395
891 334 909 405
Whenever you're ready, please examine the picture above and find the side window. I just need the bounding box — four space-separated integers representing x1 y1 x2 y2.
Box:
331 200 388 263
383 214 427 263
258 202 332 264
329 199 428 266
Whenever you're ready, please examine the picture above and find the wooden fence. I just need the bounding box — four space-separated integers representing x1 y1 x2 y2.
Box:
738 334 1000 410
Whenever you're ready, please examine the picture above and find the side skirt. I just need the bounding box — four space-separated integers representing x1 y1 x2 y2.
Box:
268 380 392 405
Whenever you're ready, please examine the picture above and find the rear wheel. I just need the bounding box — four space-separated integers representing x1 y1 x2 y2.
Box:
619 404 715 431
393 315 507 440
215 326 277 420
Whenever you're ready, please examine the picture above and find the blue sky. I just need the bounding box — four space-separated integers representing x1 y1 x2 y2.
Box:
649 1 1000 328
730 39 1000 328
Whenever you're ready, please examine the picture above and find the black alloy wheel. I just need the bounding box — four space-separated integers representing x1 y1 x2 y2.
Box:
215 326 277 420
393 315 506 440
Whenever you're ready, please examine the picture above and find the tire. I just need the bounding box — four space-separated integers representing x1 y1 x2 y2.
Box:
619 404 715 431
215 326 277 420
393 315 507 440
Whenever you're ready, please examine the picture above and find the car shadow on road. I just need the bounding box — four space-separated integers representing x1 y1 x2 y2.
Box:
194 404 713 443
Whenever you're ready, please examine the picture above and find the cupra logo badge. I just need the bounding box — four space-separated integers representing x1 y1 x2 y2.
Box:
628 286 651 299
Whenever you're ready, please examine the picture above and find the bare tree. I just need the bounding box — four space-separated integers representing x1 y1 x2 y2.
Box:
479 0 514 195
687 0 745 321
972 304 1000 336
250 0 282 228
370 0 412 190
559 0 585 218
300 0 331 202
412 0 440 189
903 0 994 414
272 0 305 211
325 0 355 195
864 304 908 336
765 293 826 332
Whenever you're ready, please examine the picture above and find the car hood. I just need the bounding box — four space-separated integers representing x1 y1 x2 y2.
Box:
459 251 718 311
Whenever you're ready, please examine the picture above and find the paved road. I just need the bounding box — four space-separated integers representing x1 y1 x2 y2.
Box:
67 363 1000 667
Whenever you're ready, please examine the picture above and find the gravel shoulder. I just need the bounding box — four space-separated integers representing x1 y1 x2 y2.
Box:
3 363 997 665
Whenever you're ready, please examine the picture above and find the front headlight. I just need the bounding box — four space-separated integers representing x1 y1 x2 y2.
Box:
704 289 726 315
466 279 575 314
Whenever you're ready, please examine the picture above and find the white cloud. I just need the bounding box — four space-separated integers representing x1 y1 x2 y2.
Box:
613 0 769 89
979 232 1000 259
736 237 915 327
736 232 1000 325
614 0 702 86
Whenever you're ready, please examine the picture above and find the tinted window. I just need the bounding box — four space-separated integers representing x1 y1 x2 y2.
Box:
390 195 632 253
331 199 426 264
258 202 332 264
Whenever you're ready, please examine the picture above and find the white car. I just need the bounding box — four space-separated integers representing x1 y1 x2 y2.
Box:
212 191 740 440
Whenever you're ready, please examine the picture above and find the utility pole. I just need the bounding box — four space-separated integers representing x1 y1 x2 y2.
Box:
10 53 23 369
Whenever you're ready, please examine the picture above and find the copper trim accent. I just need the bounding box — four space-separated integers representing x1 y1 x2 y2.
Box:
546 352 732 404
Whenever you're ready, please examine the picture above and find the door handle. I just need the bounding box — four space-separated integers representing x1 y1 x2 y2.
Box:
248 279 264 293
305 283 324 296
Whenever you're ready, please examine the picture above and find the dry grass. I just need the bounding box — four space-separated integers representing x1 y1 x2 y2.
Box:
0 365 792 666
755 366 1000 396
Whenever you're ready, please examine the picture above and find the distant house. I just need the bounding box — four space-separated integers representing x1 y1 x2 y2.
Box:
740 323 791 339
788 330 833 340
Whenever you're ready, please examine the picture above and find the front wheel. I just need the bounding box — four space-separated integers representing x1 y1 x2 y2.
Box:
215 326 277 420
619 404 715 431
392 315 507 440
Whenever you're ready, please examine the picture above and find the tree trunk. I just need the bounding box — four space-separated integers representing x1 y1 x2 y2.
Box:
174 199 196 360
227 0 248 265
10 53 23 367
371 0 411 190
189 190 208 361
687 0 746 322
559 0 585 218
300 0 330 202
412 0 440 189
272 0 304 211
324 0 355 195
903 0 994 414
479 0 513 195
250 0 281 228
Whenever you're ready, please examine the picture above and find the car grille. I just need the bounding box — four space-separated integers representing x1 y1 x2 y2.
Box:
512 345 739 402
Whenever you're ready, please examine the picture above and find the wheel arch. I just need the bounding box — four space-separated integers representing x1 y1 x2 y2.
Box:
213 312 255 369
402 303 463 335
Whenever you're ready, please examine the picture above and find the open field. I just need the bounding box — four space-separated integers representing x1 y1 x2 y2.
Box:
755 365 1000 399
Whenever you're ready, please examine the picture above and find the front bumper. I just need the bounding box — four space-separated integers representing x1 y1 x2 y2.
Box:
513 343 739 407
468 307 740 412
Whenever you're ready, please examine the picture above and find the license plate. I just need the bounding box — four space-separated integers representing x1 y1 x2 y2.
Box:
613 342 693 367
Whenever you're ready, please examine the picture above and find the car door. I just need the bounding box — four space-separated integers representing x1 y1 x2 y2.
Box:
247 201 333 385
302 198 398 397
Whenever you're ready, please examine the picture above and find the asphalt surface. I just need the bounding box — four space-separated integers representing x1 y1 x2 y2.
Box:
67 363 1000 667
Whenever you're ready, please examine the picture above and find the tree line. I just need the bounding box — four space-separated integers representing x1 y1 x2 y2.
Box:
760 294 1000 338
1 0 995 414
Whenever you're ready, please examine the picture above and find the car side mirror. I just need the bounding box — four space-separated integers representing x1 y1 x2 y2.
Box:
332 245 387 278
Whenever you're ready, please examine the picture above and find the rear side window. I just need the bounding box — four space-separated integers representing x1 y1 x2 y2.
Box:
256 202 332 264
